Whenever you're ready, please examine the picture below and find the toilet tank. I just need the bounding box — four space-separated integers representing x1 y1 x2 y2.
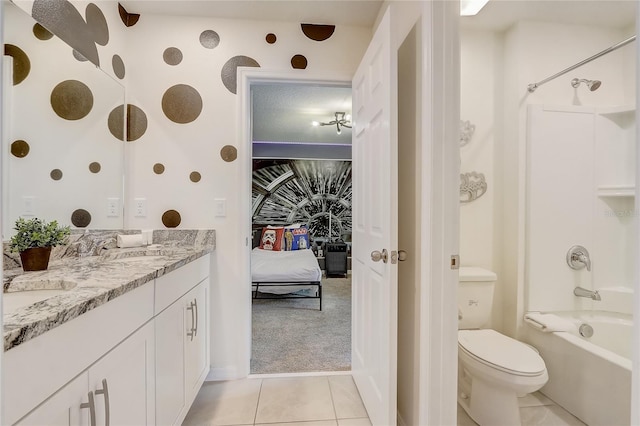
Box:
458 267 497 330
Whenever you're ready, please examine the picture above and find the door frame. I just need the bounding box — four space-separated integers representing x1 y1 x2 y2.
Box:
236 68 354 376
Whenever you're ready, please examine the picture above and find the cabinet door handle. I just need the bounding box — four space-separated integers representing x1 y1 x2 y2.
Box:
187 301 196 341
193 298 199 337
80 391 97 426
95 378 110 426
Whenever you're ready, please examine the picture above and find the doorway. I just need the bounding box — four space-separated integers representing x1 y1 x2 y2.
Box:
247 81 354 374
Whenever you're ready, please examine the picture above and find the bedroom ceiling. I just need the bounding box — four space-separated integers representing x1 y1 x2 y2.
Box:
252 84 352 145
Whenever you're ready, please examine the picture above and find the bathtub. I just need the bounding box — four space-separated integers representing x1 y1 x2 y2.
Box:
525 310 632 426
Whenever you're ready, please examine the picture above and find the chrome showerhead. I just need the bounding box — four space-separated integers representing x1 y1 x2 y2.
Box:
571 78 602 91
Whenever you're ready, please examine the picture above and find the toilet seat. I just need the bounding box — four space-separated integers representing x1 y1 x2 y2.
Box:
458 329 546 377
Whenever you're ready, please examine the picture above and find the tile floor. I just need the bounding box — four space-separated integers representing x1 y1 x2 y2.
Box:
183 374 371 426
183 374 585 426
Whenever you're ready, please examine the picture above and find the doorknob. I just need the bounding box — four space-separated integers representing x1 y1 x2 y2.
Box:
398 250 408 261
371 249 388 263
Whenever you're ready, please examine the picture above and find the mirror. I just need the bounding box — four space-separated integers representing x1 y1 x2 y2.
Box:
2 0 125 235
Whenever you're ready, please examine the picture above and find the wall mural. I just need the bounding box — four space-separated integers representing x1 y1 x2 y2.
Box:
252 160 352 240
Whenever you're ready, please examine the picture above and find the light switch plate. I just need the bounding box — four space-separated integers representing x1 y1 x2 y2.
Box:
214 198 226 217
22 196 36 216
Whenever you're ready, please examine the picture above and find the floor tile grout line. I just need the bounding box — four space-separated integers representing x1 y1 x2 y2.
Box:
253 378 265 426
327 375 340 422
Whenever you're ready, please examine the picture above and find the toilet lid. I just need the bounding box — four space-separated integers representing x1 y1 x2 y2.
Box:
458 329 546 376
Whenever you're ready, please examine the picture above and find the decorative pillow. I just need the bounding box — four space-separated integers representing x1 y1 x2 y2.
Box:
283 225 310 250
260 227 283 251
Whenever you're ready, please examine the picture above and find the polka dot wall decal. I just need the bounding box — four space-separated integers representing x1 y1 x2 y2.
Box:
291 54 308 69
4 44 30 85
71 209 92 228
162 84 203 124
85 3 109 46
33 0 101 66
112 54 125 79
108 104 148 141
50 169 63 180
301 23 335 41
51 80 94 120
200 30 220 49
73 49 89 62
89 162 101 173
118 3 140 27
190 171 201 182
153 163 165 174
221 56 260 94
33 23 53 40
11 140 30 158
266 33 277 44
162 210 182 228
163 47 183 66
220 145 237 162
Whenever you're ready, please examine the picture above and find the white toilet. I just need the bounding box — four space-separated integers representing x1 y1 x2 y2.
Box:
458 267 548 426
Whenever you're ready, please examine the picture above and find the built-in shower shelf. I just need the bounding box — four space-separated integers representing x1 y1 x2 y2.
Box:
597 185 635 198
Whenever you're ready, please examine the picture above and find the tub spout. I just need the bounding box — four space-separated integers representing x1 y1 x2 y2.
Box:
574 286 601 301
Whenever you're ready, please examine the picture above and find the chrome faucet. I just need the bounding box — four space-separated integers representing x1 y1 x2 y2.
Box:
567 245 591 272
574 286 601 301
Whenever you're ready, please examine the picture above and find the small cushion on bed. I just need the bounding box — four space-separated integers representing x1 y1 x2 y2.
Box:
283 225 310 251
260 227 284 251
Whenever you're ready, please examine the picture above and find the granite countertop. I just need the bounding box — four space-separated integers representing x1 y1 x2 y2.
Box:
3 231 214 352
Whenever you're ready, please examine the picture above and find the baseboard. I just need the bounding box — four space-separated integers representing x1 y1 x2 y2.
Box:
248 370 352 379
206 366 245 381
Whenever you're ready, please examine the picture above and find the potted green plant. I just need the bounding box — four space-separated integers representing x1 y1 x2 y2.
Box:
9 217 71 271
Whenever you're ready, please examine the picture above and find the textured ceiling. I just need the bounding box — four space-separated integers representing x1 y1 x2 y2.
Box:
252 84 352 144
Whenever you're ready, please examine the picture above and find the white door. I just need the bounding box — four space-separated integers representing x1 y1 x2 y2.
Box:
351 7 398 426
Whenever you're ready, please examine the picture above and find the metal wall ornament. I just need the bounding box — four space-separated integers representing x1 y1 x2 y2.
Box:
459 120 476 147
460 172 487 203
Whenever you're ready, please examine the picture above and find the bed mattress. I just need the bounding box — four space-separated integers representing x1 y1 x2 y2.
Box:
251 247 322 284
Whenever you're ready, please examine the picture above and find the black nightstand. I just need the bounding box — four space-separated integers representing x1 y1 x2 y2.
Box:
325 242 348 277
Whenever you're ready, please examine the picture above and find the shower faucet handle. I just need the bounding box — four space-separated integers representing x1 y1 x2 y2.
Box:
566 245 591 272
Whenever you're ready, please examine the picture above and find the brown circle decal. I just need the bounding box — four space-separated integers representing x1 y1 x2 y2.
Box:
71 209 92 228
4 44 31 85
162 210 182 228
153 163 165 174
51 80 94 120
266 33 277 44
291 54 308 69
89 162 101 173
190 171 201 182
73 49 89 62
11 140 30 158
33 23 53 40
162 84 203 124
200 30 220 49
112 54 125 79
108 104 148 141
86 3 109 46
163 47 183 66
50 169 63 180
220 145 237 162
221 56 260 94
301 23 335 41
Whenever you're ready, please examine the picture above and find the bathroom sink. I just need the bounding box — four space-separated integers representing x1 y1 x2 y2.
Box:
3 289 70 315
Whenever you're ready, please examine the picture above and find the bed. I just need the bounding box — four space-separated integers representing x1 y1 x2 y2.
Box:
251 247 323 310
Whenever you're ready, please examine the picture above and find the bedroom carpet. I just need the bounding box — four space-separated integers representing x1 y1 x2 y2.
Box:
251 276 351 374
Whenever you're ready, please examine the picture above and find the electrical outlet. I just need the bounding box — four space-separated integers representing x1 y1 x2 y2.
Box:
107 198 120 217
134 198 147 217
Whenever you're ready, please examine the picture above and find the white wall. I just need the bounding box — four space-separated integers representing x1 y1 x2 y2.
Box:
460 28 503 330
122 13 371 378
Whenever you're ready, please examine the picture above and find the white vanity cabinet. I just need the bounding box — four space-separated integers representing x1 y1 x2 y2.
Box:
17 321 155 426
155 258 210 426
4 254 211 426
